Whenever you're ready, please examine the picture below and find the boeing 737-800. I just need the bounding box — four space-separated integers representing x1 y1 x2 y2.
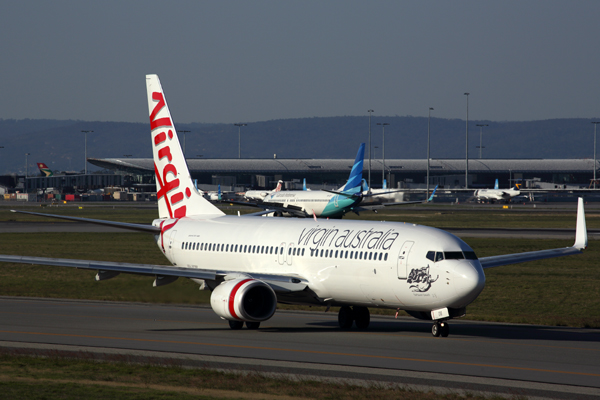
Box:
0 75 587 337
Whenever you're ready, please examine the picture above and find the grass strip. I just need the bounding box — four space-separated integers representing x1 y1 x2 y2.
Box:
2 203 599 229
0 350 509 400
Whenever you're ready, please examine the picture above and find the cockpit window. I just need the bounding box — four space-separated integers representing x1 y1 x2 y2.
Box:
426 251 435 261
444 251 464 260
435 252 444 262
464 251 478 260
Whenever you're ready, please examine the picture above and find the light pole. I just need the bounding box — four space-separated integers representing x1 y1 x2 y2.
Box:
81 130 93 174
593 122 600 189
377 122 389 188
368 109 374 191
24 152 30 193
476 124 488 159
178 130 190 158
25 152 30 177
464 93 470 189
427 107 433 198
234 123 247 159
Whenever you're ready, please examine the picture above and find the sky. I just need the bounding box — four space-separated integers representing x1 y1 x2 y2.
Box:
1 0 599 124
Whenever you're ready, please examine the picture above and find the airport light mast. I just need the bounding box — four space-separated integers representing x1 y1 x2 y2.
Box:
81 130 93 175
367 109 374 191
476 124 488 159
427 107 433 198
464 93 469 189
593 122 600 189
177 130 190 158
24 152 30 193
234 123 247 159
377 122 390 188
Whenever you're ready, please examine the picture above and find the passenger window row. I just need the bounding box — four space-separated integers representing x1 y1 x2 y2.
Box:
180 242 306 257
310 248 389 261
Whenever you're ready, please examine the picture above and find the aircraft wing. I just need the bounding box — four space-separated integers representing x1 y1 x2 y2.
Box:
479 197 587 269
260 202 308 217
353 186 438 211
221 199 309 218
10 210 160 234
478 247 582 269
0 255 309 294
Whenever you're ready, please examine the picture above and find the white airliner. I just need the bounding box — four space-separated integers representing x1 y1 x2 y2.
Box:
474 179 521 203
244 180 283 201
0 75 587 337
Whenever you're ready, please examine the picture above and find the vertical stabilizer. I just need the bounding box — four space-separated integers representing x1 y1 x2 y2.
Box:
342 143 365 192
146 74 224 219
494 179 499 190
37 163 53 177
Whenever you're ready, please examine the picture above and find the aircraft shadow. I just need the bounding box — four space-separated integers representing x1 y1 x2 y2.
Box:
149 320 600 343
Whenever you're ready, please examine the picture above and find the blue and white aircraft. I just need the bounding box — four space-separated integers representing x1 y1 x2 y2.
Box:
237 144 434 218
0 75 587 337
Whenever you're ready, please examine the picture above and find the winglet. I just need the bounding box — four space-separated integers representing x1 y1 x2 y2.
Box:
427 185 438 202
574 197 587 250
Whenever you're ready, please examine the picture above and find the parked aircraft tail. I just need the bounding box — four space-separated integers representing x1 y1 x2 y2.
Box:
37 163 53 177
494 179 499 190
428 185 438 202
146 74 224 219
274 180 283 192
340 143 365 193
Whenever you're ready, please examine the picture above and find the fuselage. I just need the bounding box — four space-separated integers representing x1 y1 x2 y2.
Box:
474 188 520 201
154 216 485 312
264 190 360 217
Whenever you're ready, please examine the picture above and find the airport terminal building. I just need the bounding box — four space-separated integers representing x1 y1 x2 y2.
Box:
88 157 599 191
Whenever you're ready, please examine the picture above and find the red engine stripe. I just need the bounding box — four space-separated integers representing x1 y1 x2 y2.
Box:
228 279 252 320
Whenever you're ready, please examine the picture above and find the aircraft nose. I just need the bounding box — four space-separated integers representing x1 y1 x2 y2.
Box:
453 261 486 306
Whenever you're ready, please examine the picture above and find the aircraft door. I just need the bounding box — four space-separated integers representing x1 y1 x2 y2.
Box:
286 243 295 266
278 242 286 265
167 230 178 263
334 195 339 208
397 241 414 279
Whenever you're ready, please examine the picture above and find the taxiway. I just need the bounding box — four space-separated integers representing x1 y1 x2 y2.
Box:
0 297 598 399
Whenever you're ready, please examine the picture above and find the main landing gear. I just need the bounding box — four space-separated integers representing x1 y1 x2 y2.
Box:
338 306 370 330
228 320 260 330
431 321 449 337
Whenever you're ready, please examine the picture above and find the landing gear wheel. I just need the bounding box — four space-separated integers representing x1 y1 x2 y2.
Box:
246 321 260 330
431 322 441 337
229 320 244 330
440 322 450 337
338 306 354 329
353 306 370 330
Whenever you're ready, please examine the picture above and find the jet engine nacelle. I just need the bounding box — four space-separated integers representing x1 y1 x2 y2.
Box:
210 278 277 322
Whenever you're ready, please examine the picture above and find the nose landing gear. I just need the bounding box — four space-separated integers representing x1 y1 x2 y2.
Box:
432 321 450 337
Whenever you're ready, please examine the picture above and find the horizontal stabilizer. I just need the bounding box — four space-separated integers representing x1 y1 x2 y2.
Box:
11 210 160 233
